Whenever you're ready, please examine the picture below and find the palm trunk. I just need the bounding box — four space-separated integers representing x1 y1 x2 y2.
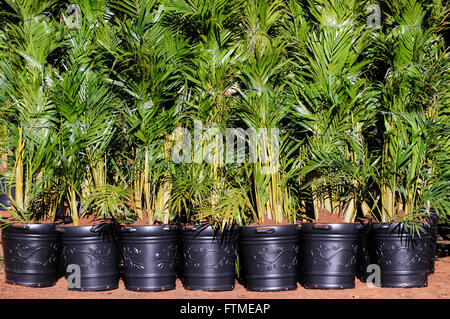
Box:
324 186 332 213
343 196 356 223
68 186 79 226
14 127 24 211
15 153 24 211
381 185 393 222
135 172 143 221
361 201 371 217
144 150 152 224
311 181 319 222
1 153 6 171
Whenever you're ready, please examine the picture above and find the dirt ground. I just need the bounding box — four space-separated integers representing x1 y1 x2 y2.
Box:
0 255 448 299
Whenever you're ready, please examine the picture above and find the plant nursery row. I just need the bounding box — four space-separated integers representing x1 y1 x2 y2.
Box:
0 0 448 294
0 215 440 291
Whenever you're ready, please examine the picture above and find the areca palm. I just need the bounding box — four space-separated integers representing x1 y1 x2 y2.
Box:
52 67 124 225
289 0 378 222
375 0 449 225
166 2 246 227
225 1 300 225
167 0 301 227
234 40 296 224
107 0 189 225
0 0 446 233
49 0 129 226
0 0 64 222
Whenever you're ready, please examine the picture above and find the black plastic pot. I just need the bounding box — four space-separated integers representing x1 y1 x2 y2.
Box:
239 224 300 292
120 224 179 291
176 237 184 282
236 239 246 286
57 223 120 291
1 223 59 287
371 222 431 288
437 219 449 257
181 225 237 291
300 223 360 289
426 213 439 274
356 222 372 282
0 175 15 210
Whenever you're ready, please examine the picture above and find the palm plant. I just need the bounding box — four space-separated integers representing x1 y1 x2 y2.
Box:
374 0 449 228
167 0 302 227
234 42 297 225
164 0 251 228
289 0 378 223
105 0 189 225
163 0 245 44
50 0 129 226
52 69 127 225
225 0 303 225
0 0 65 223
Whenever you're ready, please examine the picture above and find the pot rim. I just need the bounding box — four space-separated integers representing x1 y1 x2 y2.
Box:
241 223 299 228
1 222 58 234
371 221 432 228
180 223 239 230
55 223 120 237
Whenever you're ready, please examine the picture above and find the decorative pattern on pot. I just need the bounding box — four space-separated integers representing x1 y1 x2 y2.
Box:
156 244 177 270
181 225 237 291
119 225 179 291
308 243 358 270
5 241 58 267
122 246 145 270
371 222 431 288
62 245 115 270
57 225 120 291
239 224 301 292
374 241 429 267
253 246 299 272
183 244 235 270
1 224 59 287
300 223 360 289
357 222 372 282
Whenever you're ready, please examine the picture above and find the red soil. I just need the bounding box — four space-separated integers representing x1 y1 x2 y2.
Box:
316 209 347 223
248 216 293 227
0 210 10 220
0 209 115 227
0 210 55 225
127 218 155 226
57 215 114 227
0 254 448 299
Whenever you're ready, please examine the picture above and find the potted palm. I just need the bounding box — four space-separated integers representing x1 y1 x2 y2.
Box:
368 0 448 288
52 66 126 291
0 0 64 287
289 0 378 289
0 121 61 288
166 0 244 291
51 2 128 291
225 1 304 292
107 0 188 292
